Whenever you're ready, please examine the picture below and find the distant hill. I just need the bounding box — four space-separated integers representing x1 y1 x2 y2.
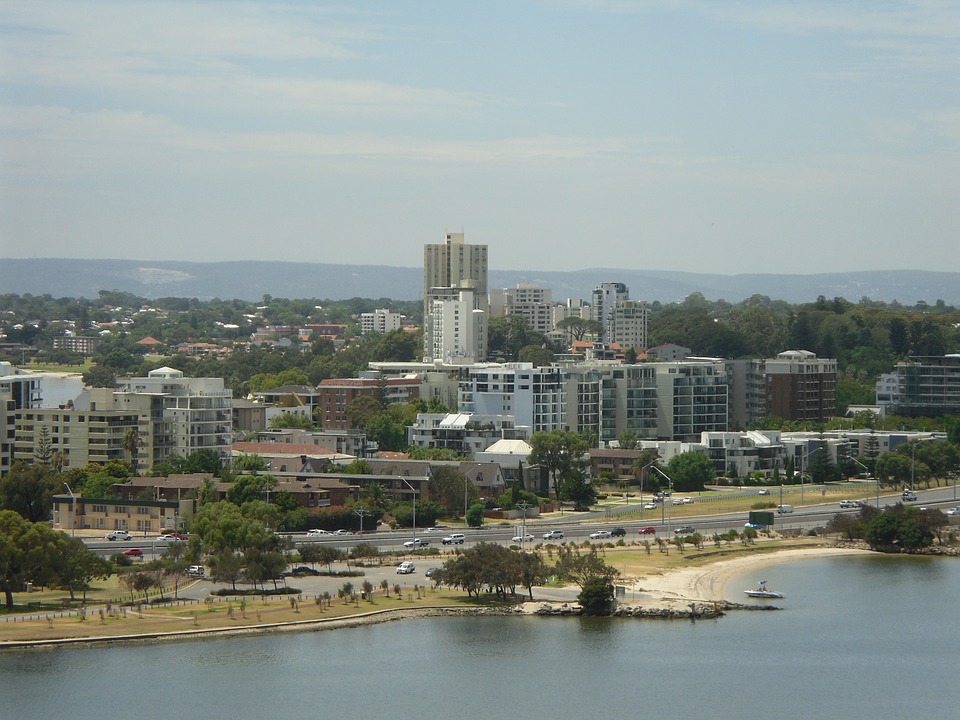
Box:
1 258 958 306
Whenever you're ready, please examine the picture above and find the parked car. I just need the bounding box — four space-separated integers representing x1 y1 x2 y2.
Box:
121 548 143 557
441 533 465 545
105 530 131 541
512 534 534 543
306 528 332 537
403 538 429 548
396 561 415 574
674 525 696 535
610 527 626 537
589 530 612 540
638 526 657 535
542 529 565 540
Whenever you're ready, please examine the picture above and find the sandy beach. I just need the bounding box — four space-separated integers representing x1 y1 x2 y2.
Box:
626 545 874 609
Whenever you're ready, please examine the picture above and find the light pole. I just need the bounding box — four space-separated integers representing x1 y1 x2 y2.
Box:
398 477 417 544
517 501 530 542
651 466 673 530
354 506 369 536
849 457 877 508
63 483 76 538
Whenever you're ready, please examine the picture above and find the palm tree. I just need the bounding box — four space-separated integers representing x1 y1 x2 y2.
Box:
122 427 141 475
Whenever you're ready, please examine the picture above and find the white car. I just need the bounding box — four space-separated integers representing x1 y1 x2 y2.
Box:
542 529 565 540
441 533 465 545
105 530 132 541
333 529 353 536
682 497 695 504
306 528 331 537
396 561 415 574
839 500 859 509
757 489 770 495
589 530 612 540
643 503 658 510
512 534 534 543
947 507 960 517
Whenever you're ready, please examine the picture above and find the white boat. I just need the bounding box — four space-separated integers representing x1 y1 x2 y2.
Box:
744 580 784 599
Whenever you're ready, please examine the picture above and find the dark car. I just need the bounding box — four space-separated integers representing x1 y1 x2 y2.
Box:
674 525 696 535
425 567 441 578
610 527 626 537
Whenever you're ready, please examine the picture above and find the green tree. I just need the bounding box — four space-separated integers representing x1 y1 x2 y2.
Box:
529 429 590 504
465 503 485 528
578 576 616 615
665 451 715 492
55 535 112 602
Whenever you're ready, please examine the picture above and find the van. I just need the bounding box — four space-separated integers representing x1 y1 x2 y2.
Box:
902 490 917 501
187 565 205 577
776 504 794 514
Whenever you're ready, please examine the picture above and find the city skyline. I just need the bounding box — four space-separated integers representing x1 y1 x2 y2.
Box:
1 1 957 275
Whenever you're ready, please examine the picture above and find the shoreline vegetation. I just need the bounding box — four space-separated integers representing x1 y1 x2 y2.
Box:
1 542 878 649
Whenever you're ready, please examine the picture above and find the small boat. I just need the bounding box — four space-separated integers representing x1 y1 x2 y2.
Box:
743 580 784 599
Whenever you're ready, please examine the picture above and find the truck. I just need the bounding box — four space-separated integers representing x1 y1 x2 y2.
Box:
776 504 794 514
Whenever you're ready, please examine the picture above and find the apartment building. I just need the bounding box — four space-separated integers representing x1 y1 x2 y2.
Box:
317 376 421 431
888 355 960 417
407 412 530 458
458 363 565 433
429 287 487 363
764 350 837 423
361 308 404 335
423 232 488 360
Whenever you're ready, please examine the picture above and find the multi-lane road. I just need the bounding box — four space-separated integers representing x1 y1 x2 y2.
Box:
83 485 960 560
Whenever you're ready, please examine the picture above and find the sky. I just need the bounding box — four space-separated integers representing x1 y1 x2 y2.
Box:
1 1 958 275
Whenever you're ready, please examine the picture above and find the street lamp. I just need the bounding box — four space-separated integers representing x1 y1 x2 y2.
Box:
651 466 673 530
398 477 417 544
849 456 877 508
354 506 369 536
63 483 76 538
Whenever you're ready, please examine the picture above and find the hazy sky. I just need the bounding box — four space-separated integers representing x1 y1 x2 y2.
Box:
1 1 957 275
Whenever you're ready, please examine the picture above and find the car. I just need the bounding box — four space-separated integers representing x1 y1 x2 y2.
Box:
947 507 960 517
902 491 917 501
396 561 415 574
589 530 613 540
757 489 770 495
674 525 696 535
609 527 627 537
306 528 332 537
638 526 657 535
155 533 186 543
187 564 205 577
403 538 429 548
643 503 658 510
121 548 143 557
105 530 132 541
839 500 859 508
681 497 695 504
671 498 684 505
542 529 565 540
744 522 765 530
334 529 353 535
512 534 534 543
441 533 465 545
424 527 442 533
424 567 441 578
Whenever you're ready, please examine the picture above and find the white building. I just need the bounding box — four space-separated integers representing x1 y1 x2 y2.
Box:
459 363 565 433
361 308 404 335
429 288 487 363
423 232 488 360
590 282 629 341
408 412 530 458
607 300 649 351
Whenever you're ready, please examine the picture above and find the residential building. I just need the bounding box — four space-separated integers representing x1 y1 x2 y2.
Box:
429 287 487 363
115 366 233 463
423 232 488 360
653 359 729 441
725 358 767 430
52 494 186 536
252 428 368 458
361 308 404 335
52 335 100 355
647 343 691 362
1 363 43 474
490 284 555 335
590 282 629 341
888 355 960 417
764 350 837 423
407 412 530 458
606 300 649 352
458 363 565 433
317 376 421 431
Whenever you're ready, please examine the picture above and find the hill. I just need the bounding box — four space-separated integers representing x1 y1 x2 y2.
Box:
1 258 958 306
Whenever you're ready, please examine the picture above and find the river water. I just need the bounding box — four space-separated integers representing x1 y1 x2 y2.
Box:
3 554 958 720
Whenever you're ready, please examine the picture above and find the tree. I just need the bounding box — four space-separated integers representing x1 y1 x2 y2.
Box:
559 471 596 511
465 503 485 528
34 426 53 465
529 429 590 504
427 465 476 515
122 427 141 475
578 576 616 615
0 511 70 608
555 316 604 342
55 535 112 602
665 451 715 492
0 461 59 523
555 546 620 589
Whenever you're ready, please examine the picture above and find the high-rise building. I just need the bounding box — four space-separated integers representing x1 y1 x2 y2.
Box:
429 288 487 363
607 300 649 351
423 232 488 360
590 282 629 341
764 350 836 423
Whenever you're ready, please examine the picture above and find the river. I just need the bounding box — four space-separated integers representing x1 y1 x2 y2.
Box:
2 553 958 720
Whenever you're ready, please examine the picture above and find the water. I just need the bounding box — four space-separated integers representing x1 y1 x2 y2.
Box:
3 554 959 720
